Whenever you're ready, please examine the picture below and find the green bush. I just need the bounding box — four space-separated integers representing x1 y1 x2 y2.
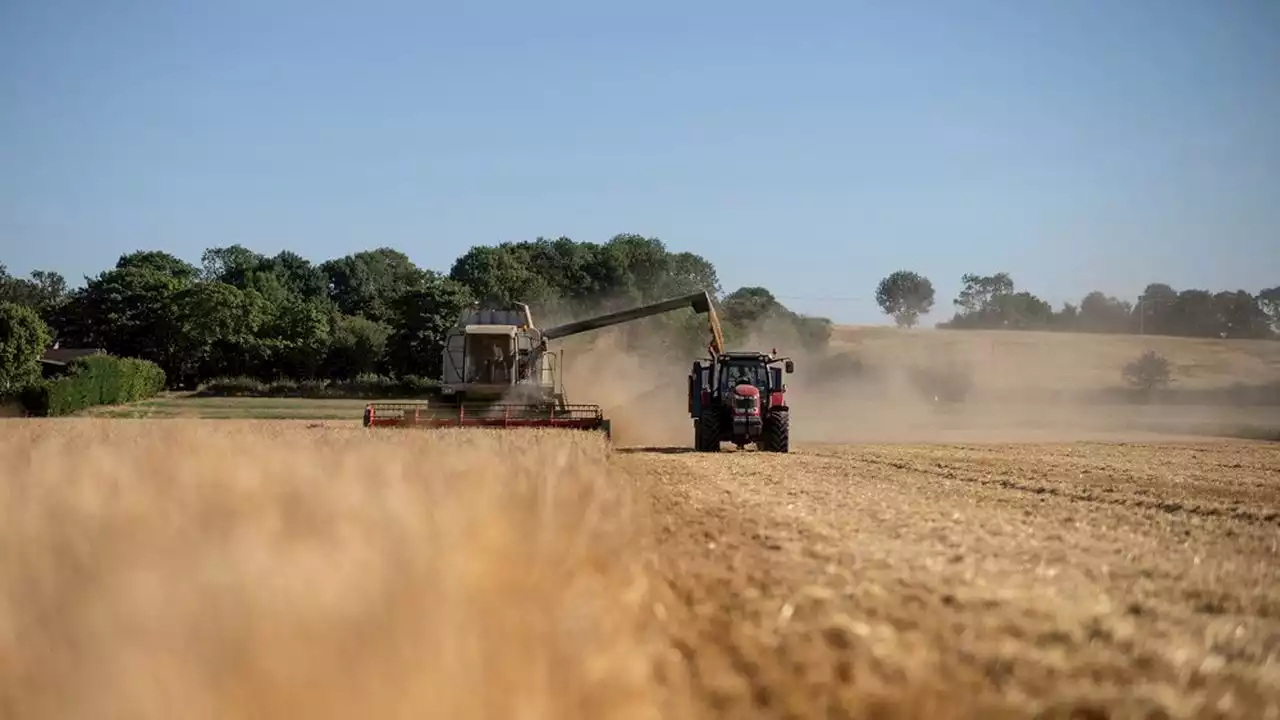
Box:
21 354 166 416
0 302 52 395
1122 349 1173 393
198 376 269 396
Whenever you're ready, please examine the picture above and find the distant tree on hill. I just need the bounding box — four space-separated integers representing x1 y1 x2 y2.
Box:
1053 302 1079 330
954 272 1014 316
874 270 935 328
1135 283 1178 335
1212 290 1272 339
721 287 782 329
995 291 1055 328
1078 291 1133 333
940 272 1053 330
716 286 832 351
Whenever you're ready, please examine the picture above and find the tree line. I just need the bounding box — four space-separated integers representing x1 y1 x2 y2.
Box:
7 241 1275 397
875 270 1280 339
0 235 831 390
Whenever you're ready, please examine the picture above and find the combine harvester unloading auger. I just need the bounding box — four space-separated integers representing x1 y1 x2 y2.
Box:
362 290 726 439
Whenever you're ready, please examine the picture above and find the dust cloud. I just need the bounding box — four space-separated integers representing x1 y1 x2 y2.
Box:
557 309 1280 447
559 329 694 448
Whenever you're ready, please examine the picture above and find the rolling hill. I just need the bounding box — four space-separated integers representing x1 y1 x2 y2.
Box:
829 326 1280 393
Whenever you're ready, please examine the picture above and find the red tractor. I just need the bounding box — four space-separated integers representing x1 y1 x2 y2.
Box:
687 350 794 452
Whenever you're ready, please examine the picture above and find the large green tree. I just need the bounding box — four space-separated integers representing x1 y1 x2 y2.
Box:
322 248 429 323
874 270 935 328
384 277 476 380
325 313 392 379
954 272 1014 316
1078 292 1133 333
449 244 557 309
1212 290 1271 339
202 245 330 306
0 265 69 324
55 260 193 376
171 282 271 383
995 291 1055 329
1135 283 1179 335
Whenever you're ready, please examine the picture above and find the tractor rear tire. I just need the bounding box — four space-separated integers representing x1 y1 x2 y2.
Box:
697 409 721 452
761 409 790 453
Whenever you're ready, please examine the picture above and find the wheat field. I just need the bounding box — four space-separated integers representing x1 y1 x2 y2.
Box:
2 420 1278 720
0 421 668 720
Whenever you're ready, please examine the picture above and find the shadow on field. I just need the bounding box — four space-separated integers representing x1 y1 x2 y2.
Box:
615 445 787 454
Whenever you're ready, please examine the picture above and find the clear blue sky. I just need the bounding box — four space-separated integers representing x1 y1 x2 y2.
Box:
2 0 1277 325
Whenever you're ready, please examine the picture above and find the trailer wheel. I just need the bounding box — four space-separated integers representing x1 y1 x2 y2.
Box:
697 409 721 452
761 409 790 453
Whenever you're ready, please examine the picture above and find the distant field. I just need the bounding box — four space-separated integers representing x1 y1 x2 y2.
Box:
830 326 1280 391
84 394 376 420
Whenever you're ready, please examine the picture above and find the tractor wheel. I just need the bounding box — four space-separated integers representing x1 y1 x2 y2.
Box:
761 409 790 453
697 409 721 452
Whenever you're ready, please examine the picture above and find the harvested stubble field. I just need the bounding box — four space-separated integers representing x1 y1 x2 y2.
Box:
1 420 1278 720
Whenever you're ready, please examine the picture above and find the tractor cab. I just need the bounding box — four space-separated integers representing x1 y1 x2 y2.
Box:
709 351 793 396
719 361 769 393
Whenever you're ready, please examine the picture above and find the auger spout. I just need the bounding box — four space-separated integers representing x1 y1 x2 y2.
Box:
543 291 714 340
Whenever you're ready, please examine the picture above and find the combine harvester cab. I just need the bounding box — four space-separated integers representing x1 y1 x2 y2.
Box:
363 291 721 440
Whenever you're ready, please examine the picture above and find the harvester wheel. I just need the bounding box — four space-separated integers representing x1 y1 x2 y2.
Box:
761 409 790 453
696 409 721 452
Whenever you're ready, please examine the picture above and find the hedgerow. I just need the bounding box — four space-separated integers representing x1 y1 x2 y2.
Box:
21 355 166 416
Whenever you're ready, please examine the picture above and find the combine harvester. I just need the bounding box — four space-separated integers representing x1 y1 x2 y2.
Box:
362 290 725 438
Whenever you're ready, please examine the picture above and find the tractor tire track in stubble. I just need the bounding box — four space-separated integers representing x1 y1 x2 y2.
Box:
804 444 1280 527
616 440 1280 720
